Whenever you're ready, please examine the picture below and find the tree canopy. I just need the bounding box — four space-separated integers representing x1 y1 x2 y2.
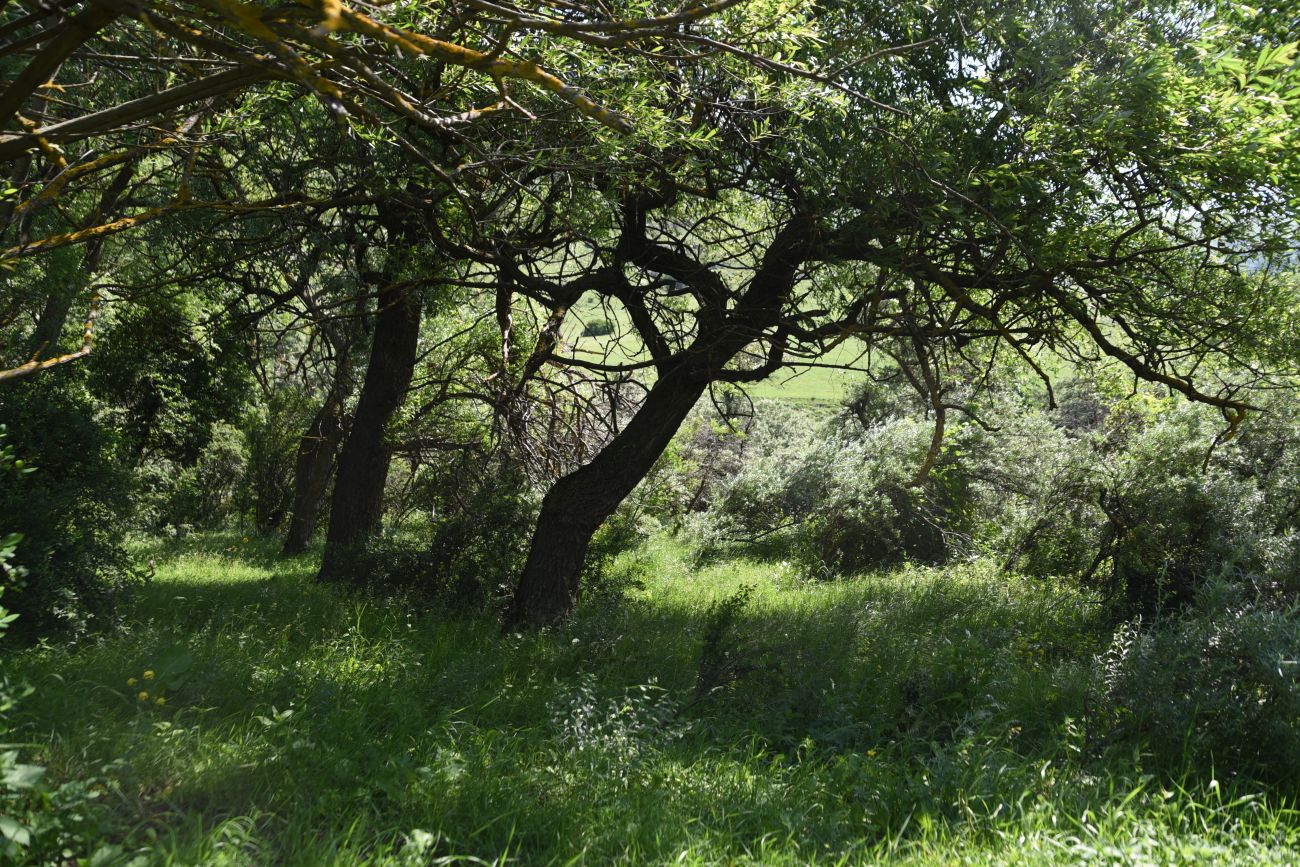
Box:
1 0 1298 624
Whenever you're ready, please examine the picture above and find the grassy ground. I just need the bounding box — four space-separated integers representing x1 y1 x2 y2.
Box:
5 535 1300 865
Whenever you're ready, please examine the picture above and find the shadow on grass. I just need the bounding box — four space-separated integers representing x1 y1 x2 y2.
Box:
8 543 1294 864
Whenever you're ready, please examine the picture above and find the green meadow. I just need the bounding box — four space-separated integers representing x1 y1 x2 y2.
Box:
6 535 1297 865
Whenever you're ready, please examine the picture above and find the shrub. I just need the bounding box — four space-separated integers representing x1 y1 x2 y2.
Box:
698 404 960 575
241 387 317 533
998 394 1300 615
342 469 539 609
580 318 615 338
149 422 248 533
694 584 762 700
0 379 135 639
0 428 113 864
1097 578 1300 781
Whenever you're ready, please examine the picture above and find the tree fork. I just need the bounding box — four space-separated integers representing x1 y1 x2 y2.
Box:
503 363 712 627
503 215 817 627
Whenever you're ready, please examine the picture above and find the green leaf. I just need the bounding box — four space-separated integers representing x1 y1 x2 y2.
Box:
1 755 45 791
0 815 31 847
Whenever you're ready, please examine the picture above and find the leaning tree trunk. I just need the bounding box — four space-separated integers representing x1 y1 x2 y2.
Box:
503 216 816 627
504 364 713 626
316 280 422 581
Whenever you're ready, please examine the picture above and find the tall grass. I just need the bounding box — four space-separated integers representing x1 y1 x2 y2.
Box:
4 534 1298 864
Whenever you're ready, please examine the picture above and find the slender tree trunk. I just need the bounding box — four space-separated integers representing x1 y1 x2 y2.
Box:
316 280 422 581
280 389 347 555
282 274 366 554
281 294 361 556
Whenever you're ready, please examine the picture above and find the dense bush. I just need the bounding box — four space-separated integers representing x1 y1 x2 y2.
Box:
1097 579 1300 781
342 468 539 608
242 386 318 533
86 292 250 466
131 386 323 535
971 390 1300 614
0 423 120 866
0 379 135 639
686 378 1300 615
134 422 248 534
580 318 615 338
694 399 970 575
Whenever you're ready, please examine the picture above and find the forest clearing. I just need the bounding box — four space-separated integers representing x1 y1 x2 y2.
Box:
2 0 1300 861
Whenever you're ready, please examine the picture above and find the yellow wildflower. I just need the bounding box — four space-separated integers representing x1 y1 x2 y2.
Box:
155 696 166 706
138 691 149 701
867 749 878 757
143 670 155 680
127 677 137 687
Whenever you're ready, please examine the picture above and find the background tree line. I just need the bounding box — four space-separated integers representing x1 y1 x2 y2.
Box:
0 0 1297 634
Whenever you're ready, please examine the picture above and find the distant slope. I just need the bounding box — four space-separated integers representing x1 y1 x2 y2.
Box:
561 295 866 405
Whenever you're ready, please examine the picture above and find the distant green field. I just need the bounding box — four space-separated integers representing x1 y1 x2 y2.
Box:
561 296 866 405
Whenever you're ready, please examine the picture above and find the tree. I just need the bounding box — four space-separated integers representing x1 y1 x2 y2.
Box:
1 0 792 382
486 0 1300 624
316 204 429 578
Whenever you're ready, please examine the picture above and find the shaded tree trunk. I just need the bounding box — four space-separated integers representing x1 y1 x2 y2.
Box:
281 303 362 555
280 388 348 555
504 364 713 626
28 285 78 360
503 215 815 627
316 280 422 580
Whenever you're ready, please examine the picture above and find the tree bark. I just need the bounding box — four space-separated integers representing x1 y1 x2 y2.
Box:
316 280 422 580
281 355 352 555
28 284 77 360
503 215 816 627
504 363 713 626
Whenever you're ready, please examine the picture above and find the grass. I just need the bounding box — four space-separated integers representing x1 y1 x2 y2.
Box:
5 534 1300 864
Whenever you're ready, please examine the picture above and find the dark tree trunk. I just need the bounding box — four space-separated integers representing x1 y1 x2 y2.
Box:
280 394 346 555
504 365 712 626
503 215 815 627
281 332 358 555
316 281 422 581
28 285 77 360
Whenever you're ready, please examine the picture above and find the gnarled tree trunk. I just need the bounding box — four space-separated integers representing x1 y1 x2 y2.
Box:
504 365 711 626
503 215 815 627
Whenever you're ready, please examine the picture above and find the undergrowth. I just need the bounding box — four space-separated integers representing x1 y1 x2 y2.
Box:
2 534 1298 865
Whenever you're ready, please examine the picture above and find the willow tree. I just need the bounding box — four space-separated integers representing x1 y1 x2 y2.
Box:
475 0 1300 625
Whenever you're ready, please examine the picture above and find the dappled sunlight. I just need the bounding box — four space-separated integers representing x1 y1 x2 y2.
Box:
7 538 1298 863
